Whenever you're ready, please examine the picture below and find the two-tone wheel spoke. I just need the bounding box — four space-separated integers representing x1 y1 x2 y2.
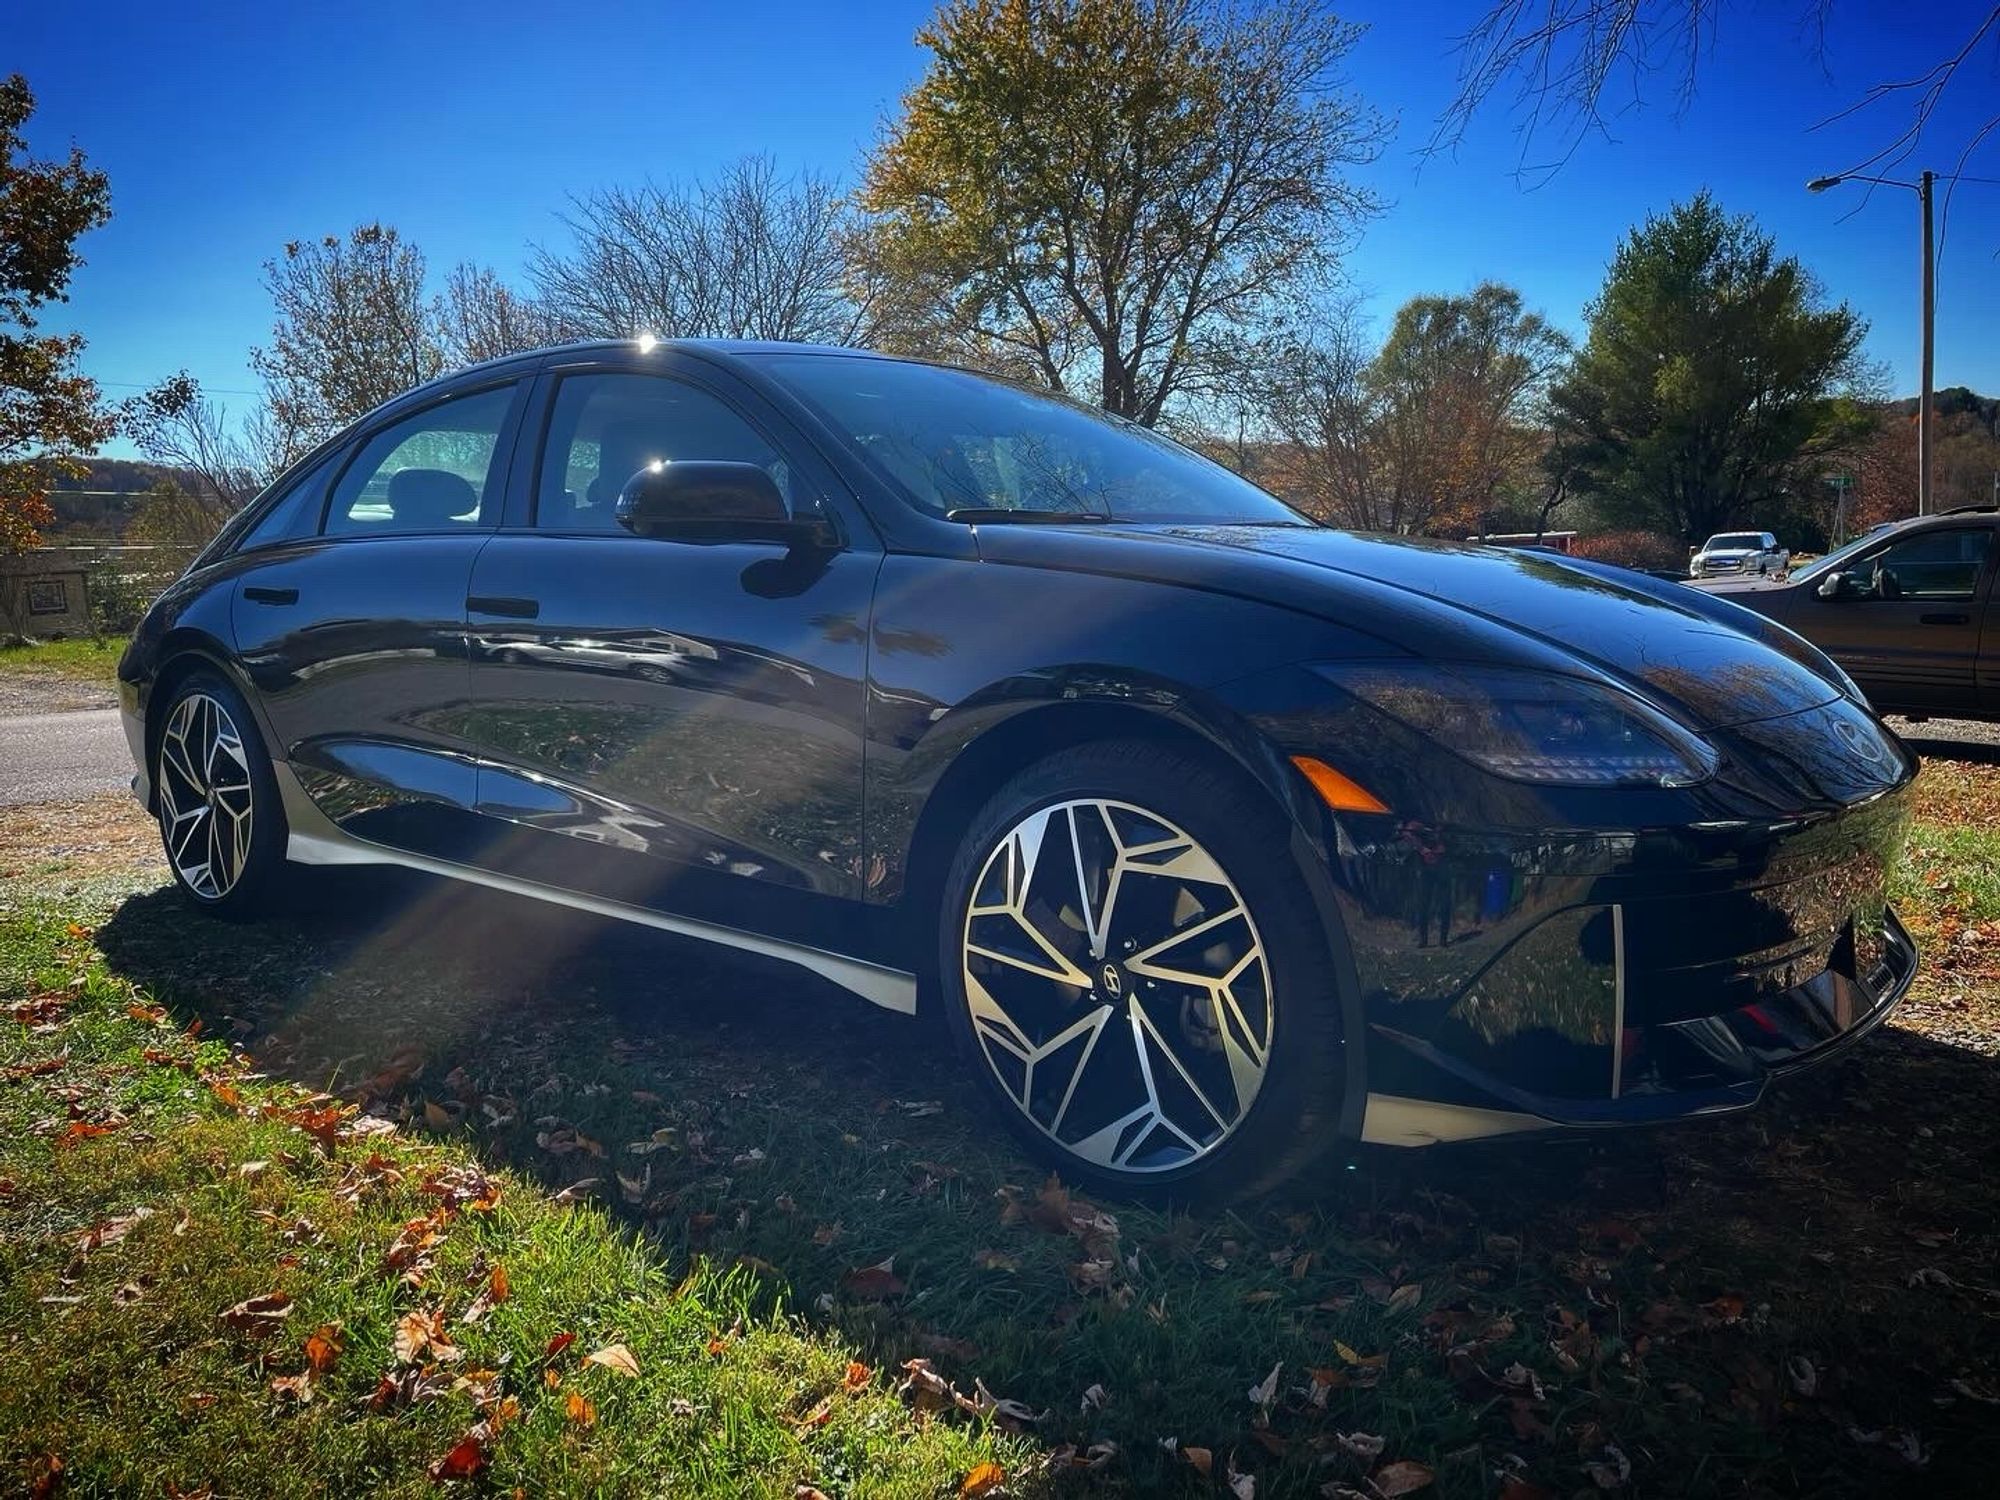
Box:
158 692 254 901
962 798 1271 1175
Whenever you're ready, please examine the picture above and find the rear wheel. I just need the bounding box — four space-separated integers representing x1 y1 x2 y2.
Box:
153 671 288 919
937 741 1345 1201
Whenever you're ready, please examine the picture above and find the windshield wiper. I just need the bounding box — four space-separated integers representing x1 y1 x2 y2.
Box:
945 507 1117 524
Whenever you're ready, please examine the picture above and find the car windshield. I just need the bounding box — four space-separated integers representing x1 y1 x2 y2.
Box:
1708 534 1763 550
756 353 1308 525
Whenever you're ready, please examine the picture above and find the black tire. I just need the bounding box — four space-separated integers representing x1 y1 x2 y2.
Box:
152 669 290 920
936 740 1346 1202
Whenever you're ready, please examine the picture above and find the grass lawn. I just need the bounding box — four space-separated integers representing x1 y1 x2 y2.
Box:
3 754 1998 1498
0 634 127 690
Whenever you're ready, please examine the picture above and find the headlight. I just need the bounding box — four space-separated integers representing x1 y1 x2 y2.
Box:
1314 662 1718 789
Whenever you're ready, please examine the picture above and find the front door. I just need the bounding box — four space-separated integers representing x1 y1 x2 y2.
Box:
461 360 880 950
1786 525 1996 716
230 379 526 857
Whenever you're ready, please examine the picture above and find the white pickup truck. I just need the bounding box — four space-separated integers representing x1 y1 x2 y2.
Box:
1690 531 1790 579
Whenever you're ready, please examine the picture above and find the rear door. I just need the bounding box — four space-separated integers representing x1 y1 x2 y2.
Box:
229 378 529 857
1785 524 1996 716
459 354 881 948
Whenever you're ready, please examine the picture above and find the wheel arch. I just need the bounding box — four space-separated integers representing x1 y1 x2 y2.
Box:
141 632 271 812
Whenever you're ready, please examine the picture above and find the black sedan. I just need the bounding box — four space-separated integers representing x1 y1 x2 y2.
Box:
120 340 1918 1199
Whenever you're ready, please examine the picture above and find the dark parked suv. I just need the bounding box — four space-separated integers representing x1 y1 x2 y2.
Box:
120 340 1917 1199
1698 508 1999 720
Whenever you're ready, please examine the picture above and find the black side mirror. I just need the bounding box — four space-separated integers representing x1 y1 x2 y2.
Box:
615 461 831 548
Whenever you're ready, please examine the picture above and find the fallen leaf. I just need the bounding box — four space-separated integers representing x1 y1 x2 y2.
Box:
1584 1443 1631 1489
1373 1459 1435 1496
270 1371 314 1403
1248 1359 1283 1408
841 1257 907 1301
1080 1381 1108 1413
585 1342 640 1378
238 1160 270 1179
1180 1444 1214 1477
564 1391 596 1426
844 1360 872 1392
304 1323 344 1374
427 1427 489 1482
960 1462 1006 1498
971 1248 1019 1272
544 1331 577 1360
219 1292 293 1335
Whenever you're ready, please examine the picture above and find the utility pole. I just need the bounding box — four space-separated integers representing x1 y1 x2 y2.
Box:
1919 169 1935 516
1806 168 1984 518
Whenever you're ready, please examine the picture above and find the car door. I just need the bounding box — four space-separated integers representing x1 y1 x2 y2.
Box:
460 356 880 949
1784 524 1996 716
229 377 528 858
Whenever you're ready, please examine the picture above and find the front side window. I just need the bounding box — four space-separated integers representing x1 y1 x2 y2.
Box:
325 385 516 535
1851 528 1991 601
536 372 807 532
756 353 1306 525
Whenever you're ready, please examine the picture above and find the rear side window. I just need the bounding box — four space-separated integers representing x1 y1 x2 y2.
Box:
325 385 517 535
535 372 809 532
237 450 340 552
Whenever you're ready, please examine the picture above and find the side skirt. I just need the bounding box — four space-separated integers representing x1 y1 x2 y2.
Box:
271 763 919 1016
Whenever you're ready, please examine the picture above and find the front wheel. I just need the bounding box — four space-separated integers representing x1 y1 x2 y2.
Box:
936 741 1346 1201
153 670 289 919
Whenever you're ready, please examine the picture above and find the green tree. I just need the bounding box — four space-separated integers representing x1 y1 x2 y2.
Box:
1549 193 1866 542
249 223 445 461
0 74 114 560
859 0 1387 425
1255 283 1570 535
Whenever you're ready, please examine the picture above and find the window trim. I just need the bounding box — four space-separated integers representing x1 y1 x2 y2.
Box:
522 366 827 538
316 376 531 540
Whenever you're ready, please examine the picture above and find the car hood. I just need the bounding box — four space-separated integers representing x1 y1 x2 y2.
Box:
971 523 1844 730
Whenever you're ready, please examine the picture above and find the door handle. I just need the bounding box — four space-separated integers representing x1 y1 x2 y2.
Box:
1919 612 1970 625
242 586 298 605
467 594 540 619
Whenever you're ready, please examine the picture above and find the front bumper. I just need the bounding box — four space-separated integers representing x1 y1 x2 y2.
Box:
1360 905 1915 1143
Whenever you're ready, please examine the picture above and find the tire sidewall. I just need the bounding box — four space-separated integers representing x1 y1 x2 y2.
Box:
154 669 287 919
935 741 1345 1202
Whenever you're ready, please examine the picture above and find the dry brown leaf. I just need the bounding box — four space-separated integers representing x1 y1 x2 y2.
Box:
1181 1444 1214 1476
427 1426 489 1481
564 1390 596 1427
843 1360 872 1392
959 1462 1006 1498
1373 1459 1436 1496
219 1292 293 1335
304 1323 344 1374
1247 1360 1283 1407
269 1370 314 1403
841 1257 907 1301
585 1342 640 1378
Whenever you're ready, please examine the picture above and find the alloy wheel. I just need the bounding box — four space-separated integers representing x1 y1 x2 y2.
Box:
157 692 255 900
960 798 1273 1174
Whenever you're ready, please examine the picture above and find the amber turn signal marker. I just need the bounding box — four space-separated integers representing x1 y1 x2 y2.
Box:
1290 755 1390 814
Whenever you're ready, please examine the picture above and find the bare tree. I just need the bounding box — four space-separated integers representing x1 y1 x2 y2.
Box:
529 157 875 345
1251 312 1378 526
123 371 267 512
249 223 446 452
437 262 555 367
1433 3 2000 186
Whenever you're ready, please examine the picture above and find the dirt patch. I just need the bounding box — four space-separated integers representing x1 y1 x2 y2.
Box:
0 794 160 880
0 676 116 715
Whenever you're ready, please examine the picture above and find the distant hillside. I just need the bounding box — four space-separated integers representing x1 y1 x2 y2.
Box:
1888 387 1997 436
43 459 206 540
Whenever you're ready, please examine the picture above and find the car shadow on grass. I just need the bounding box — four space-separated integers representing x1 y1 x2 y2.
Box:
92 870 2000 1498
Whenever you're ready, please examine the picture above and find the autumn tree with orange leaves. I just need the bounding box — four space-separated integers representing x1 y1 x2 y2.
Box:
0 74 114 562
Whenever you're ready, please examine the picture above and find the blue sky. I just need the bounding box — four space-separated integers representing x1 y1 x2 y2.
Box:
13 1 1999 452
